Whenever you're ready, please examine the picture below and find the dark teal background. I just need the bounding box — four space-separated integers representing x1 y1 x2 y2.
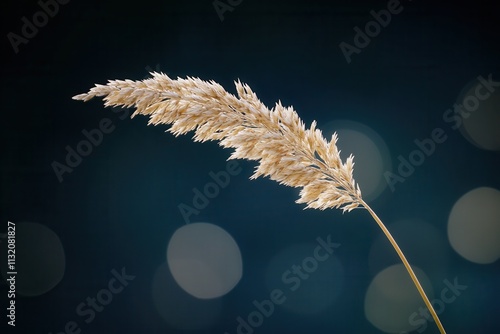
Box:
1 0 499 333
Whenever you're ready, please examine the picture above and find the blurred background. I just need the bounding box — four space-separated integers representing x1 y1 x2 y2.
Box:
1 0 499 333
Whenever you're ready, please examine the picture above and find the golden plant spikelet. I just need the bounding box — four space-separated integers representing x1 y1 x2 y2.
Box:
73 72 362 212
74 72 447 334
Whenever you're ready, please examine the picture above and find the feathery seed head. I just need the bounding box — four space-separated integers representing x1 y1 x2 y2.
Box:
73 72 362 211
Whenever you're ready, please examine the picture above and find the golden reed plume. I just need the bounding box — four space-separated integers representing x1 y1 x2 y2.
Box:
74 72 446 333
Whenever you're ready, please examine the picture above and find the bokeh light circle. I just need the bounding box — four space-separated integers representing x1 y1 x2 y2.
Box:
457 78 500 151
0 222 65 296
167 222 243 299
448 187 500 264
364 264 433 333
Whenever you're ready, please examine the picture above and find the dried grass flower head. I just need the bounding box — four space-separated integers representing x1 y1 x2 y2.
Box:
73 72 362 212
73 72 446 334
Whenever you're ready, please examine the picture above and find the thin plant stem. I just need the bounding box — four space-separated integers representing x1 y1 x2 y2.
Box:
359 198 446 334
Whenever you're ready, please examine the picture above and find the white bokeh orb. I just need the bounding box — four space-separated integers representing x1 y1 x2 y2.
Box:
167 222 243 299
448 187 500 264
